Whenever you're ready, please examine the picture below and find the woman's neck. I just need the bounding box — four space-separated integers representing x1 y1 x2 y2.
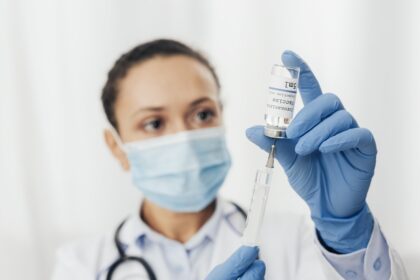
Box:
140 199 216 244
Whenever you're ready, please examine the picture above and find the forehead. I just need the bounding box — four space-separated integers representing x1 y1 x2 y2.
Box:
116 55 219 109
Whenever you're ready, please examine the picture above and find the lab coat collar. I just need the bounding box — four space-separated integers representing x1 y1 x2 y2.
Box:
118 197 238 255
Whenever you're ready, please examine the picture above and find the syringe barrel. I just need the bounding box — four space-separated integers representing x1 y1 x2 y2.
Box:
241 167 273 246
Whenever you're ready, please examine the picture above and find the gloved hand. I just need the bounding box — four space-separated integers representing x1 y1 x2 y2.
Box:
246 50 376 254
205 246 265 280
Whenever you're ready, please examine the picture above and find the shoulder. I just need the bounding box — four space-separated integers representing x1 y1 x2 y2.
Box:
220 198 314 241
264 211 313 235
260 211 316 251
56 233 112 263
260 212 338 279
52 232 117 279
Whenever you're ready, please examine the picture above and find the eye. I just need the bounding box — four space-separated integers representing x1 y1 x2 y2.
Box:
143 118 163 132
194 109 215 123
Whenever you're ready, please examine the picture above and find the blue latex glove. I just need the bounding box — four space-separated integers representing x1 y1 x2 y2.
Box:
205 246 266 280
246 50 376 254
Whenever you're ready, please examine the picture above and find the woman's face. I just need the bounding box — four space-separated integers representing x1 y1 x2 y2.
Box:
104 55 222 170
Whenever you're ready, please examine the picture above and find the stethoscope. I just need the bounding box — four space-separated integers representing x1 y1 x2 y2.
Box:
106 202 247 280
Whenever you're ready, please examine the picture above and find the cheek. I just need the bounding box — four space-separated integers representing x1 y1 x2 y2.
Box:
113 103 132 139
115 116 145 142
115 117 134 141
215 114 223 125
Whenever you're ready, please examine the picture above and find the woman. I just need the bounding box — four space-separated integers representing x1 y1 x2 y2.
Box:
53 39 407 279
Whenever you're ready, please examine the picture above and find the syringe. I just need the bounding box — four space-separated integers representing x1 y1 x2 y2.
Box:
241 143 276 246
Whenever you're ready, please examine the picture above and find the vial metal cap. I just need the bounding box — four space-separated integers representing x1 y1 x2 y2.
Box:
264 126 287 139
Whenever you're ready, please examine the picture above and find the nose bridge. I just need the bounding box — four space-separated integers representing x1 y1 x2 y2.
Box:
170 116 189 134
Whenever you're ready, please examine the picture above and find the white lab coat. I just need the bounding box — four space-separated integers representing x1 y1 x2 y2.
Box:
52 198 408 279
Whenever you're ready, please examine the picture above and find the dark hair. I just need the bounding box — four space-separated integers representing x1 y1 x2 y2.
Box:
101 39 221 130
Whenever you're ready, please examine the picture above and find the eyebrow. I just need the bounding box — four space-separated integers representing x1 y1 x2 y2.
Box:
189 96 214 107
131 97 215 117
131 106 164 117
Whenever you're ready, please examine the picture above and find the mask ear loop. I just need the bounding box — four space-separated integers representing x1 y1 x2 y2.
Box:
108 126 127 153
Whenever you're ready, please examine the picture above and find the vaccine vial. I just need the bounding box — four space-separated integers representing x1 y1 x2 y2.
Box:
264 64 300 138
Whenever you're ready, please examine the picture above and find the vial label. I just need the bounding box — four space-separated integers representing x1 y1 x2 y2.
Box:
266 76 297 119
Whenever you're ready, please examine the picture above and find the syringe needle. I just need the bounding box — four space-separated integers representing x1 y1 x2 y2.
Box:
265 142 276 168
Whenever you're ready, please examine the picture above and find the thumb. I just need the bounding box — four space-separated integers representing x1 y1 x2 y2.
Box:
245 125 297 170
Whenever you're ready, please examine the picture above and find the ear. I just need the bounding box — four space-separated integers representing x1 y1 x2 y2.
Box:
104 129 130 171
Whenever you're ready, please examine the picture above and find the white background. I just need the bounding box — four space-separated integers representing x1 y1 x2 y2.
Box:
1 0 419 279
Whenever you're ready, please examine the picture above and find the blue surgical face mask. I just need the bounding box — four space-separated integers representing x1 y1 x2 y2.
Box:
116 127 231 213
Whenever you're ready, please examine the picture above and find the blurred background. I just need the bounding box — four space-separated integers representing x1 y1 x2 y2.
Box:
1 0 419 279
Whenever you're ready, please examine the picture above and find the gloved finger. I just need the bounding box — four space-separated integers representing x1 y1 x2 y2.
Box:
246 125 297 170
207 246 259 280
286 93 344 139
295 110 357 156
281 50 322 105
239 260 266 280
319 128 377 155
